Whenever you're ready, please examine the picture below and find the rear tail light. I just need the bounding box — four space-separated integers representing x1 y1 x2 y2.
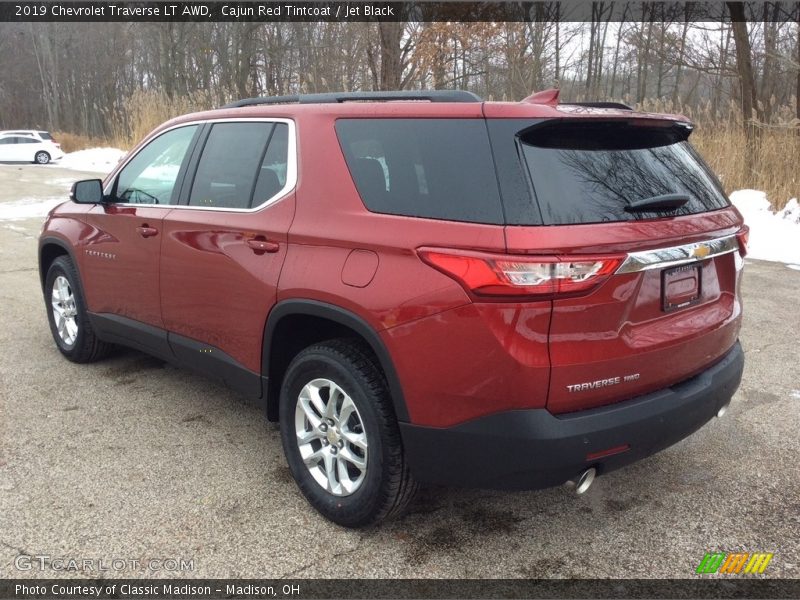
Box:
418 248 624 299
736 225 749 258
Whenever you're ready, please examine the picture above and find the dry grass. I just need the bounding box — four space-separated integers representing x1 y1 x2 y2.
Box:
51 131 118 153
109 89 215 149
692 125 799 210
59 91 799 210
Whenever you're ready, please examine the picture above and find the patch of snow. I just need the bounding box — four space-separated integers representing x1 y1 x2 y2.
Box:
791 390 800 400
0 197 66 221
777 198 800 224
729 190 800 265
55 147 126 174
48 177 82 186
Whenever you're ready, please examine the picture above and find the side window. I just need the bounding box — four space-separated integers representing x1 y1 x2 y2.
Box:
251 123 289 207
0 138 12 145
335 119 504 224
115 125 198 205
18 137 37 144
344 138 390 195
189 122 276 209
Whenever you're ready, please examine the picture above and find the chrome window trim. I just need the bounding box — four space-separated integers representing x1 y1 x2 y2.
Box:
616 234 739 274
102 117 297 213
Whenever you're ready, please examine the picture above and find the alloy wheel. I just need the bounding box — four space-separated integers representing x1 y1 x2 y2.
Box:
294 377 368 496
51 275 78 346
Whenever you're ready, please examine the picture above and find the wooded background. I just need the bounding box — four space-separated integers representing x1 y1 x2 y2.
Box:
0 2 798 205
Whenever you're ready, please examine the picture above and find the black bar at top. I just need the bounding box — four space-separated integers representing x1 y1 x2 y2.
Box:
1 1 799 23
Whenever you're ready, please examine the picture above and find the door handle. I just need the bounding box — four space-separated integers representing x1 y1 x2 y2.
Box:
246 238 280 253
136 226 159 238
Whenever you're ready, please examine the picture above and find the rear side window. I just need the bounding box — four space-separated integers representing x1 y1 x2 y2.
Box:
336 119 504 224
38 131 53 140
251 123 288 207
190 122 275 209
509 120 729 225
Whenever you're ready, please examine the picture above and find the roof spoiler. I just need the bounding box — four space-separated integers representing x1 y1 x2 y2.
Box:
522 88 633 111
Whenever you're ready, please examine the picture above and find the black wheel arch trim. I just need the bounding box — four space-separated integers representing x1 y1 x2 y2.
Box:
263 299 410 423
39 236 81 291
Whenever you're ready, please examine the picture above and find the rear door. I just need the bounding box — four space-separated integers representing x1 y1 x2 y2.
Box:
487 117 745 413
160 119 296 387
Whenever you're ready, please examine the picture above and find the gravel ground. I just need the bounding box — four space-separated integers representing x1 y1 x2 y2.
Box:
0 164 798 580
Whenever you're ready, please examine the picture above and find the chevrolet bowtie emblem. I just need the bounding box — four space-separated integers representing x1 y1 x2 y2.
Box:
692 244 711 259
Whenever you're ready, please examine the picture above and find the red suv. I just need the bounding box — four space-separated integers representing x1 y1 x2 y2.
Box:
39 89 746 527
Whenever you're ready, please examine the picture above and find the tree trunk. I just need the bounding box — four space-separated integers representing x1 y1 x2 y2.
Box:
728 2 759 176
655 19 667 99
672 16 690 105
378 22 403 90
554 9 560 85
636 11 654 103
594 8 611 97
586 5 597 95
609 20 625 98
759 5 776 123
728 4 758 125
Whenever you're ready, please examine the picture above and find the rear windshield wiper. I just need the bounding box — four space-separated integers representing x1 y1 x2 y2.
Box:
624 193 690 212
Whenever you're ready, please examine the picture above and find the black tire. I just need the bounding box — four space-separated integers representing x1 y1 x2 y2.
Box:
34 151 50 165
44 256 112 363
279 339 417 528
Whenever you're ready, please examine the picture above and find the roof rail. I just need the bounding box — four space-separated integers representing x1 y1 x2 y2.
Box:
562 101 634 111
221 90 482 109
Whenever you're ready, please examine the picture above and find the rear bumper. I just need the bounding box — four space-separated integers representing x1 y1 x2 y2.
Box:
400 340 744 490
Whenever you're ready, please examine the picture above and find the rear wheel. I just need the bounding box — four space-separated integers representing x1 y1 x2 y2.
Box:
34 151 50 165
45 256 111 362
279 339 417 527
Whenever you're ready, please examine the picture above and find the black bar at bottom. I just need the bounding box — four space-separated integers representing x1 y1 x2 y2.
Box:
1 578 798 599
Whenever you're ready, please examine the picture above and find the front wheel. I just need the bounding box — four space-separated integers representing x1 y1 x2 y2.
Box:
34 151 50 164
44 256 111 362
279 339 417 527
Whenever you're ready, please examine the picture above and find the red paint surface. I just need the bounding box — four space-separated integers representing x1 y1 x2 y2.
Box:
42 99 744 427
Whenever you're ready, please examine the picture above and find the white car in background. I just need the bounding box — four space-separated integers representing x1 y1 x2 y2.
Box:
0 129 57 143
0 133 64 164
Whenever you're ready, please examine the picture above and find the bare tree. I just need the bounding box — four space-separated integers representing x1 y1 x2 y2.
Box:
728 2 760 130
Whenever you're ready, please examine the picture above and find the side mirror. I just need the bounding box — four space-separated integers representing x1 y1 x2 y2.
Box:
70 179 104 204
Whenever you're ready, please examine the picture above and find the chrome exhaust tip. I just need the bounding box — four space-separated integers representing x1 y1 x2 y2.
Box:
716 403 729 418
565 467 596 495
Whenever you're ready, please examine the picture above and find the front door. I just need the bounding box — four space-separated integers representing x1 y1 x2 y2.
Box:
80 124 201 341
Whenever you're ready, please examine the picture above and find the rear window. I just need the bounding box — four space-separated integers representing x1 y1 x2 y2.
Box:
512 120 729 225
335 119 504 224
38 131 53 140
